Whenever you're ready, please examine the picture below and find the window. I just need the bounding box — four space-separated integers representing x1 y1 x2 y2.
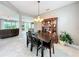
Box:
3 21 19 29
23 22 32 32
4 21 12 29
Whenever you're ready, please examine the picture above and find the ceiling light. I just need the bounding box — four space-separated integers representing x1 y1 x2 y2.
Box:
34 1 43 22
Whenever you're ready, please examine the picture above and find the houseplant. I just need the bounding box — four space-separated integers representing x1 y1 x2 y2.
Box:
60 32 73 45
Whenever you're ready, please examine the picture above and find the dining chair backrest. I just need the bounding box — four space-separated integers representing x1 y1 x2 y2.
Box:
31 35 41 46
28 31 32 37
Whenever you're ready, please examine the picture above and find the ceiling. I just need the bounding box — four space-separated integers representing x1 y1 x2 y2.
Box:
9 1 76 17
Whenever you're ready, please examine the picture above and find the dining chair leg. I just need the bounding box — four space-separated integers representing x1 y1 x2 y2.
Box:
49 48 51 57
27 37 29 47
52 43 55 54
30 39 33 52
36 45 39 56
30 43 33 51
41 46 44 57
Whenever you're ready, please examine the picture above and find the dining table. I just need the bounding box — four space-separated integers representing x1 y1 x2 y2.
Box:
32 32 55 57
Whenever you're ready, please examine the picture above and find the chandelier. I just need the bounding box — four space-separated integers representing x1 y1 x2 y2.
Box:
34 1 43 22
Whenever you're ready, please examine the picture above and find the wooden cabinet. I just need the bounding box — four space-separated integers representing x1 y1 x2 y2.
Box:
42 17 58 43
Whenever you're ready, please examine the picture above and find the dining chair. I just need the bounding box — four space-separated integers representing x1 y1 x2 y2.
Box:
31 35 41 55
26 31 34 52
37 40 52 57
26 31 32 47
27 31 41 55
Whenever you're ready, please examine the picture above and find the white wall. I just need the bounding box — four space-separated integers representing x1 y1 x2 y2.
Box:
34 22 42 32
22 15 33 22
41 2 79 45
0 3 19 21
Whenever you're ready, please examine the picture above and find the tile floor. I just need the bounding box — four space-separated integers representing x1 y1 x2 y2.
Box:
0 32 79 57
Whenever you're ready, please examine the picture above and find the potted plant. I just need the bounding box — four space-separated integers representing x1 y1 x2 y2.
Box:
60 32 73 45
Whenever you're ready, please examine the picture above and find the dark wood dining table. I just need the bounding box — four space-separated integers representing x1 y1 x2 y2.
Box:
32 33 55 57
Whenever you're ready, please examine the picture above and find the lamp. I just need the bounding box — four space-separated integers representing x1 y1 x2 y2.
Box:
34 1 43 22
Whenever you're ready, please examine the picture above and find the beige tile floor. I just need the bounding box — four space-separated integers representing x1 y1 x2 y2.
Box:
0 32 79 57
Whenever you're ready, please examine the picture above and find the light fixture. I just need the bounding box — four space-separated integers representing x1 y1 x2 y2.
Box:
34 1 43 22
